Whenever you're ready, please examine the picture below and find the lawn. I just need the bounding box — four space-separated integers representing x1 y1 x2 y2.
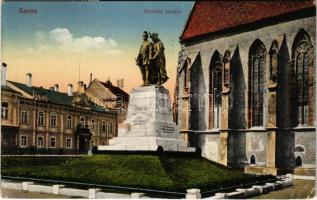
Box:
1 154 272 194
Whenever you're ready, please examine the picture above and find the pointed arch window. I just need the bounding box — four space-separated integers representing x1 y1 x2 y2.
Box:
209 51 222 129
293 30 311 126
223 51 230 87
269 41 278 83
249 40 266 127
183 59 190 92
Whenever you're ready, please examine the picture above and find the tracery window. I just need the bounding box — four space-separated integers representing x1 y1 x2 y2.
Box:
249 40 266 127
183 60 189 91
293 30 311 126
223 51 230 86
269 40 278 83
209 51 222 129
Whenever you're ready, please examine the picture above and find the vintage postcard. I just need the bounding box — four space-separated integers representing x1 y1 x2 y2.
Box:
1 0 316 199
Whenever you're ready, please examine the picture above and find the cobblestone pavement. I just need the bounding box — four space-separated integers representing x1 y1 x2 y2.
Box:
1 188 72 199
254 179 315 199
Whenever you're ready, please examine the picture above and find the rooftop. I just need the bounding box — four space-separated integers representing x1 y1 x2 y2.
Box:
7 80 113 114
99 80 129 101
181 1 315 41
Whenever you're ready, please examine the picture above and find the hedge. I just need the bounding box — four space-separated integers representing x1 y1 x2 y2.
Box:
2 154 273 193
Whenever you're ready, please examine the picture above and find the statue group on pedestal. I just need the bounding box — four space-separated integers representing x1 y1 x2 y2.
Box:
136 31 169 85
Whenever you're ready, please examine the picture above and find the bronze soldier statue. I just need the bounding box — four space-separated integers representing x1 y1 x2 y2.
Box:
150 33 169 85
136 31 152 85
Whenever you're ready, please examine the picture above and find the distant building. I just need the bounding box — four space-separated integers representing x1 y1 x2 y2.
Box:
174 1 315 175
85 79 129 123
1 63 117 154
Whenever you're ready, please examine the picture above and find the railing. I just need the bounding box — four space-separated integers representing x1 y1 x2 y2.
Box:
1 175 186 198
2 175 284 198
200 176 284 198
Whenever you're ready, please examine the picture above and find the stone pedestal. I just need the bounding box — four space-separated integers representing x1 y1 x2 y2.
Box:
98 85 193 152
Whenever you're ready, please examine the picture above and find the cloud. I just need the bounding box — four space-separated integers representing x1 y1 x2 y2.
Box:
31 28 121 55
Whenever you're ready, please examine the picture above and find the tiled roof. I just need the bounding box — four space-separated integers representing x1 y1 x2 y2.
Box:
99 80 129 101
9 81 73 106
7 81 113 114
181 1 315 41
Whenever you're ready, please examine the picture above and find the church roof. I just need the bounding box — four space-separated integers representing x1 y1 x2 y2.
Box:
181 1 315 41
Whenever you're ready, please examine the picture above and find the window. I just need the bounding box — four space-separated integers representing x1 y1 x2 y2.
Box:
66 115 72 129
183 59 189 90
269 41 278 82
66 138 72 148
50 137 56 148
294 145 305 153
50 112 57 127
102 121 106 132
20 136 27 147
38 111 45 126
80 117 85 127
91 119 95 130
249 40 266 127
1 102 8 119
223 51 230 86
21 109 28 124
37 136 44 147
209 51 222 129
293 30 311 126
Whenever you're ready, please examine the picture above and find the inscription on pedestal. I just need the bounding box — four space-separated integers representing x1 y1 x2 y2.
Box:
101 85 192 151
161 124 175 134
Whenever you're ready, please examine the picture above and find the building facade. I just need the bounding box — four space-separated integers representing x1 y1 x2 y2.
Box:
85 79 129 123
174 1 315 175
1 63 117 154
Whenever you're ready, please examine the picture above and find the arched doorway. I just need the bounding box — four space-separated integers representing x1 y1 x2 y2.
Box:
295 156 302 167
250 155 256 165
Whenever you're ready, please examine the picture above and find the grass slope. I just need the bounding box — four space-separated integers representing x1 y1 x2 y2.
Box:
2 155 271 192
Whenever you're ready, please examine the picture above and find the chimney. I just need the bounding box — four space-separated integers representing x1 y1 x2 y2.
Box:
1 63 7 86
54 84 59 92
67 84 73 96
77 81 85 93
26 73 32 87
89 73 92 84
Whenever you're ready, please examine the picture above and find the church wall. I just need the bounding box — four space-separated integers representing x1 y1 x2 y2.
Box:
199 134 220 163
177 15 315 171
245 131 267 167
294 131 315 168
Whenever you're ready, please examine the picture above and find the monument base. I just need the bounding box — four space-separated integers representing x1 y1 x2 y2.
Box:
98 136 194 152
97 85 194 152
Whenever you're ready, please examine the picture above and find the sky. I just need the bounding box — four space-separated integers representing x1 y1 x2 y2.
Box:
1 1 194 97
